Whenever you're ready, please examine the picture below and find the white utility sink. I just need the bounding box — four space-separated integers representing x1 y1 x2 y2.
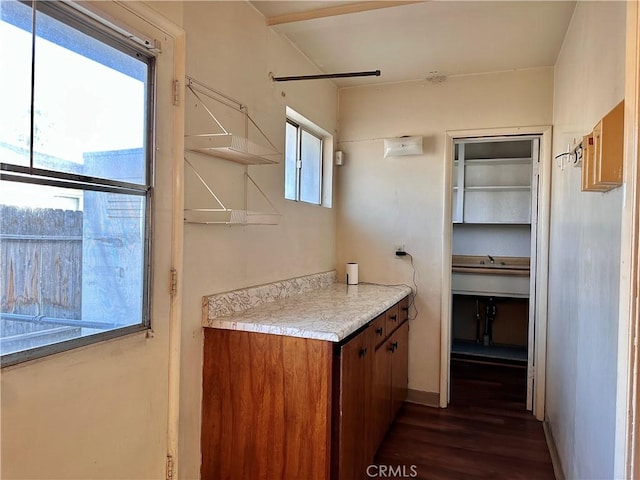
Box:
451 271 530 298
451 255 530 298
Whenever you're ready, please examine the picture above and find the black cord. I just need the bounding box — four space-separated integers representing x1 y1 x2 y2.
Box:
359 253 419 321
406 253 418 321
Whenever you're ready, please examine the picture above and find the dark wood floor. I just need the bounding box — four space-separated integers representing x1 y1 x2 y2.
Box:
374 360 555 480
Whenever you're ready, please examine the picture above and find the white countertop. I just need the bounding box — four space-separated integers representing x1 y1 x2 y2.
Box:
203 282 412 342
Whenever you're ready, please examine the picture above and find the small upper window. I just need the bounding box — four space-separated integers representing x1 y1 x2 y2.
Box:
284 107 334 208
0 0 155 366
285 119 323 205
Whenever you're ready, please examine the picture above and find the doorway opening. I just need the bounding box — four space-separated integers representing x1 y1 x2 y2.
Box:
441 128 551 419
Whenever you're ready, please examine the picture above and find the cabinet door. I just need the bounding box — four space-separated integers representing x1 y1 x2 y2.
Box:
581 133 606 192
582 101 624 192
338 326 374 480
371 341 392 454
202 329 332 480
390 322 409 419
596 100 624 186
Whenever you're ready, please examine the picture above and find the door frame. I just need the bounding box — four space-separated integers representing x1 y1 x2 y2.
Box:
616 2 640 477
440 125 552 421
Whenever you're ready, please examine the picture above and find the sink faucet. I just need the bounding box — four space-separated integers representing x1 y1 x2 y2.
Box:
487 255 495 264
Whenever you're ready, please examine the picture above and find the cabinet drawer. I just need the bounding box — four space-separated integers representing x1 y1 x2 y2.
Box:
385 303 400 335
398 296 410 323
371 313 386 347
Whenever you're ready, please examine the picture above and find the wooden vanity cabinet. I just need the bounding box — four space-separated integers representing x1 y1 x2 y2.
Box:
201 296 410 480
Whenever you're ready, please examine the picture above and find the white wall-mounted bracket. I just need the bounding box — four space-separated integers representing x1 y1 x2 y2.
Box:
183 157 280 226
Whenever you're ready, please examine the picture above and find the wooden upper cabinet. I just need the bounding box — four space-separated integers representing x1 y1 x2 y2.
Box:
582 132 609 192
582 100 624 192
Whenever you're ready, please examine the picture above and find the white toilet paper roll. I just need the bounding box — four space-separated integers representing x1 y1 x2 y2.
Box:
346 263 359 285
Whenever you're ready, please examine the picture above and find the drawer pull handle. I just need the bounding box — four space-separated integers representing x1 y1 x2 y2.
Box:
376 327 384 336
359 347 368 358
389 341 399 353
402 307 409 312
389 315 397 322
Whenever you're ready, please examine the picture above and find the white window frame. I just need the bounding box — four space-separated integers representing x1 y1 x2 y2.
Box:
0 0 156 367
285 107 334 208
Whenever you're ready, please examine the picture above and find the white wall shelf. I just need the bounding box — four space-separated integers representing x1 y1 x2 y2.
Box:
184 76 281 166
185 134 280 165
183 157 280 226
183 76 282 225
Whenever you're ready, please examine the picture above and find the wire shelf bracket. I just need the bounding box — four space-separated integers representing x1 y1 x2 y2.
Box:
184 76 281 165
183 157 280 226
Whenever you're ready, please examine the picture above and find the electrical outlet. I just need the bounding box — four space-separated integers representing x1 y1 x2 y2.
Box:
394 244 405 257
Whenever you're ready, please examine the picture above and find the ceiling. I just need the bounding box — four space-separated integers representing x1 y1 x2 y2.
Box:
250 1 577 87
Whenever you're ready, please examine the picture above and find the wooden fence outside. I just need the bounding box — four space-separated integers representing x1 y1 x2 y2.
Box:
1 205 83 351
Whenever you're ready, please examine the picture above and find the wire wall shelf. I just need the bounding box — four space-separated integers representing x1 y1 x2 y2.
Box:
183 76 281 225
184 76 281 165
183 157 280 226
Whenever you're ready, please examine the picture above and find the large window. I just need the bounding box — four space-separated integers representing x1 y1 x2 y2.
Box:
0 1 155 366
285 119 323 205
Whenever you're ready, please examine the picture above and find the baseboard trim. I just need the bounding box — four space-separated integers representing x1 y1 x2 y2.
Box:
543 421 565 480
406 389 440 407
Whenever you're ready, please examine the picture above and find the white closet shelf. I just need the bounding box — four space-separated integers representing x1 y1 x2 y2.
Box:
454 157 532 165
456 221 532 226
464 185 530 191
185 133 280 165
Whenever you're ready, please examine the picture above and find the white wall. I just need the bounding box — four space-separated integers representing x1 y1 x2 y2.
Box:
547 2 626 479
336 69 553 395
146 2 340 478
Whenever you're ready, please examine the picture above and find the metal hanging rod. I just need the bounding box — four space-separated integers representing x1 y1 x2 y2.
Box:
271 70 381 82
